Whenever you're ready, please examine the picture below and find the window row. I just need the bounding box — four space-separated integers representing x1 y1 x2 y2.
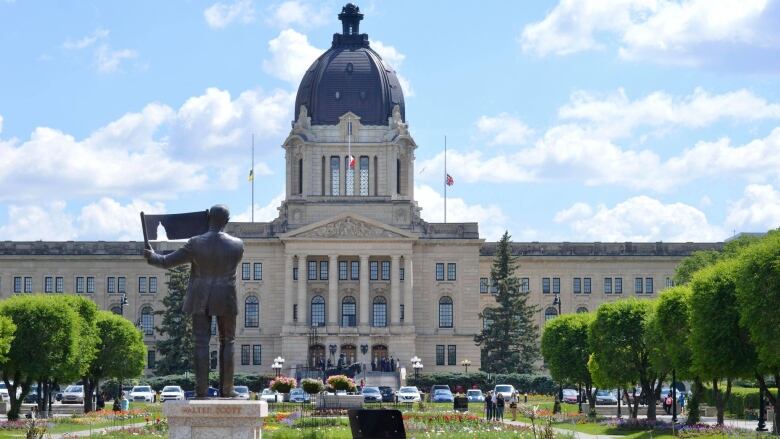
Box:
477 276 667 295
292 260 405 282
292 295 451 328
328 155 374 196
240 344 263 366
11 275 157 294
480 277 530 294
543 305 590 322
241 262 263 281
435 263 457 281
435 344 457 366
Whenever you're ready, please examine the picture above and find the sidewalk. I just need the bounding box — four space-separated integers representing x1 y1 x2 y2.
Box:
46 422 149 439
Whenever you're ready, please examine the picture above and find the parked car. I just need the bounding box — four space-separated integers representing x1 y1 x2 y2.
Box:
493 384 516 399
130 385 154 403
160 386 185 402
562 388 579 404
234 386 251 400
378 386 395 403
430 384 450 394
184 388 220 400
432 389 454 403
466 389 484 402
596 389 618 405
0 382 22 401
23 385 39 404
397 386 421 403
290 388 310 403
62 385 85 404
362 387 382 403
259 388 280 403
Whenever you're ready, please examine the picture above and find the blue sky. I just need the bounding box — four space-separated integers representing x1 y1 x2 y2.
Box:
2 0 780 242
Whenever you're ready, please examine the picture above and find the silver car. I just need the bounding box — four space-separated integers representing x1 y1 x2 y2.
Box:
61 385 84 404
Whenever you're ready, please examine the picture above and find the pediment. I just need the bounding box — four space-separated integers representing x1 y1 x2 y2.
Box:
282 214 416 240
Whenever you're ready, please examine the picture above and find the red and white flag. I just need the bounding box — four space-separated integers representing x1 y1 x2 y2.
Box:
349 155 356 169
446 173 454 186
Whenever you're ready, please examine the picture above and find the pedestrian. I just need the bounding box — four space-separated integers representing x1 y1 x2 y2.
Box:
496 393 505 421
485 391 493 421
510 391 519 421
491 391 498 421
524 392 528 403
663 394 672 415
678 392 686 414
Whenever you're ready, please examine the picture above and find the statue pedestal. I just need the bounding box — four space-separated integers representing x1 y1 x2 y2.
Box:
164 400 268 439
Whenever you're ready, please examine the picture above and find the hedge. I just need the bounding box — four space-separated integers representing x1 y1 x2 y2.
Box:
406 372 555 394
701 385 760 417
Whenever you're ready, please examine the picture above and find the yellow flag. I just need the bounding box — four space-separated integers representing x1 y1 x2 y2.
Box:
248 169 254 182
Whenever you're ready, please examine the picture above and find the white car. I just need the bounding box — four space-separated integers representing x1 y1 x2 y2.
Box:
494 384 516 399
61 384 85 404
129 385 155 403
234 386 250 400
0 382 21 401
396 386 421 402
160 386 185 402
260 388 279 403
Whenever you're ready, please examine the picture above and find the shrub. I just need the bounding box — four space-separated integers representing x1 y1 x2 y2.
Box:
270 376 297 394
301 378 324 395
701 385 760 417
326 375 356 392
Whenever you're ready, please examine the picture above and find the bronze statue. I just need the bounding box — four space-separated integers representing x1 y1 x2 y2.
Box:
143 205 244 398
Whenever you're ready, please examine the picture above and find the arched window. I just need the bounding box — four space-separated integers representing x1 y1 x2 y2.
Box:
439 296 453 328
245 296 259 327
345 156 354 196
330 156 340 195
311 295 325 327
359 156 369 195
110 306 122 315
298 159 304 194
576 306 588 314
211 316 217 335
141 306 154 335
341 296 356 327
210 351 218 370
544 307 558 322
372 296 387 327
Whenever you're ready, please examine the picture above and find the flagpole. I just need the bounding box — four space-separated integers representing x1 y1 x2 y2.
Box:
444 135 447 223
251 133 255 223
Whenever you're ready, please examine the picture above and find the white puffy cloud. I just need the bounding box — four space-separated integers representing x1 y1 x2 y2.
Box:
414 184 509 240
520 0 773 64
267 0 327 29
63 28 109 50
726 184 780 232
0 202 78 241
204 0 255 29
262 29 323 85
372 40 414 98
78 198 166 240
95 45 138 73
476 113 533 145
553 195 724 241
560 88 780 138
233 190 286 222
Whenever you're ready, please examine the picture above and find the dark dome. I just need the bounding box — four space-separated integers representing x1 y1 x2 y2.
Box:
294 3 405 126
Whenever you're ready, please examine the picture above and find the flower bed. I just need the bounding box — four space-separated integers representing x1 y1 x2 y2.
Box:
403 411 533 435
600 417 742 437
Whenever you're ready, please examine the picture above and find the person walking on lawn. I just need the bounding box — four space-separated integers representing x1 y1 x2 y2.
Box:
485 391 494 421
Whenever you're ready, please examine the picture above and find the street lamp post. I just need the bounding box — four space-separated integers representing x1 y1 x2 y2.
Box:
272 356 285 377
552 293 563 413
119 293 128 316
411 356 423 381
461 359 471 374
672 369 678 423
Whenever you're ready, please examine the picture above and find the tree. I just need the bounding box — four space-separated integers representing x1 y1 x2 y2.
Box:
155 266 194 375
541 313 597 415
475 231 540 373
589 299 664 420
734 231 780 434
0 295 80 420
689 259 756 425
85 311 146 409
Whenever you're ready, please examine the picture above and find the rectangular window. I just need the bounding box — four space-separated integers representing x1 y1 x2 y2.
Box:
604 277 612 294
584 277 592 294
436 345 445 366
138 276 147 294
293 304 298 321
339 261 348 280
319 261 328 280
435 263 444 281
293 267 298 281
370 261 379 280
573 277 582 294
117 277 126 294
55 276 63 293
553 277 560 294
635 277 643 294
44 276 53 293
75 277 85 294
665 277 674 288
147 350 156 369
330 156 340 195
400 304 405 321
86 276 95 294
252 345 262 366
24 277 32 293
520 277 530 293
241 345 250 365
490 279 498 294
615 277 623 294
447 263 457 281
381 261 390 280
242 262 250 280
308 261 317 280
346 157 354 196
400 267 405 281
447 345 457 366
13 277 22 293
645 277 654 294
359 156 369 196
480 278 489 294
149 277 157 293
211 316 217 336
542 277 550 294
351 261 359 280
254 263 263 280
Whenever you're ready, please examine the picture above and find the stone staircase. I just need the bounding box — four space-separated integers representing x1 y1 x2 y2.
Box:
361 372 400 390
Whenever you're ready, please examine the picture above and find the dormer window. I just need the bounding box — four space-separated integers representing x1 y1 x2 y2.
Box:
335 91 340 100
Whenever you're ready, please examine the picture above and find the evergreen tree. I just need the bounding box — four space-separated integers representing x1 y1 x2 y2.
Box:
155 266 194 375
475 231 540 373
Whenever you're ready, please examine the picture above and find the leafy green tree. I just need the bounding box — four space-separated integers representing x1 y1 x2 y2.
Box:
155 266 194 375
689 259 756 425
0 295 80 420
475 231 540 373
589 299 665 419
734 231 780 434
0 316 15 363
541 313 597 414
85 311 146 408
674 251 720 285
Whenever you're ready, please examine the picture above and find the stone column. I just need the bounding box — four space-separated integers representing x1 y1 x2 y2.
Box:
284 254 294 325
297 254 308 326
328 254 339 327
403 255 413 326
359 255 370 327
390 255 401 325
